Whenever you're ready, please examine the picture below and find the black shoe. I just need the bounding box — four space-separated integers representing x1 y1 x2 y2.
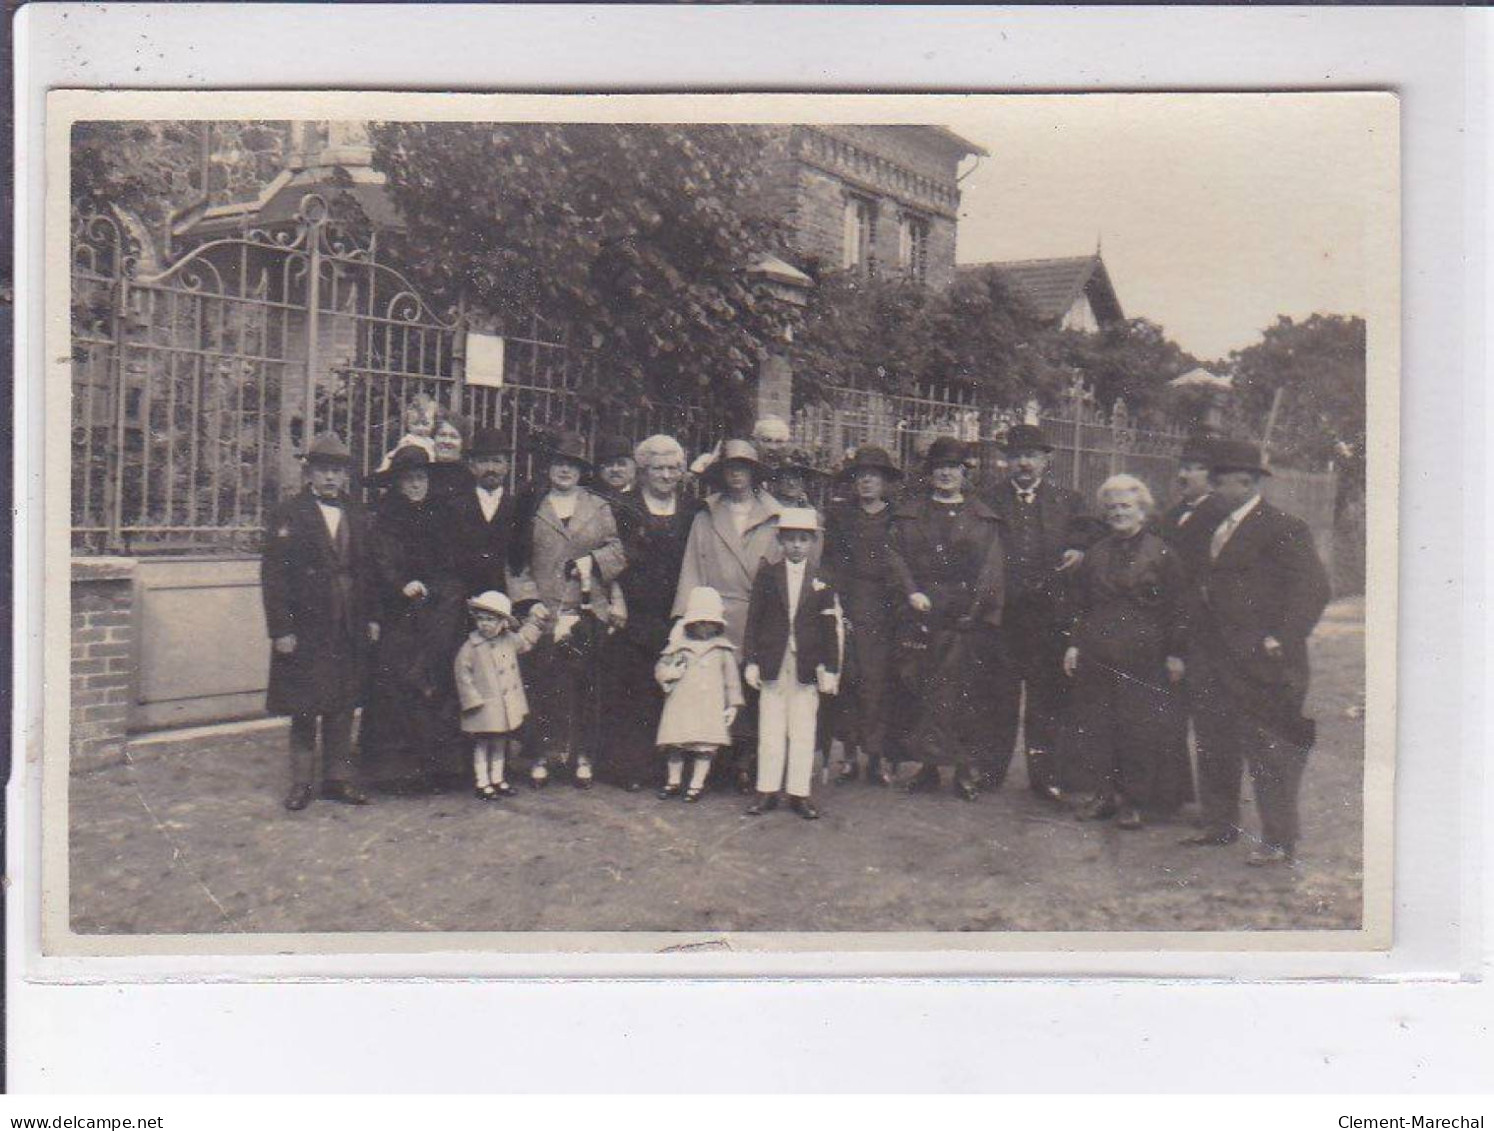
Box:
623 782 643 794
657 782 682 800
906 766 940 794
1246 844 1294 867
683 786 705 804
321 781 370 806
1078 794 1118 822
735 770 755 795
835 761 860 785
1180 827 1240 847
745 792 778 816
284 785 314 811
789 797 820 821
955 778 980 802
493 781 517 798
475 785 500 802
530 768 550 790
1115 806 1145 830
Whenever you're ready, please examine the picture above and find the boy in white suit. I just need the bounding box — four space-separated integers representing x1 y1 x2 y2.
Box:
741 508 842 820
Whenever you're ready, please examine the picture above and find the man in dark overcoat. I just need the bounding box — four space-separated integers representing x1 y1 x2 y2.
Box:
1150 435 1230 814
1180 440 1331 865
443 427 520 598
982 423 1099 798
261 433 379 811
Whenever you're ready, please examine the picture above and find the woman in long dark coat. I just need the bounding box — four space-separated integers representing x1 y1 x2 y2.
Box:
596 434 697 791
363 443 470 791
1062 474 1188 828
824 445 903 787
886 436 1006 801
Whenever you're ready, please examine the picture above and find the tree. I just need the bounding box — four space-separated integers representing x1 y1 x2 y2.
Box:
1036 317 1202 425
1227 314 1366 481
370 123 795 430
791 269 1059 406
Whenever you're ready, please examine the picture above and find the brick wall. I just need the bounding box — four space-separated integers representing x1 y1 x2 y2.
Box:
773 125 969 284
72 557 137 772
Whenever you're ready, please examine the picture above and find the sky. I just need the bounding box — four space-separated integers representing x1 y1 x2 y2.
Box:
940 94 1394 361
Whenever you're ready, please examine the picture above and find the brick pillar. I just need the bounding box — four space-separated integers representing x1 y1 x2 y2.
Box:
71 557 137 772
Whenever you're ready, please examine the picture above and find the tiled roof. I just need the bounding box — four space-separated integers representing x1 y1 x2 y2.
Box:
957 254 1125 325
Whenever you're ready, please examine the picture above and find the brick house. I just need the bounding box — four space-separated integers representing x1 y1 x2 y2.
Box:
759 125 987 288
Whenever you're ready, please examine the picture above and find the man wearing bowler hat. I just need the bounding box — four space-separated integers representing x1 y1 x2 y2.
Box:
1159 434 1229 576
1180 439 1330 865
444 427 520 598
261 433 380 811
983 423 1098 799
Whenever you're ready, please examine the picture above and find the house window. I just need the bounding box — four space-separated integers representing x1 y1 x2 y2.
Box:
899 212 931 284
842 195 877 276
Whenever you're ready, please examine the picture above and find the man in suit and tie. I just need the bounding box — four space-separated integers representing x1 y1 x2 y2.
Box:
261 433 380 811
444 428 520 598
983 424 1100 799
1180 440 1331 865
1158 435 1229 573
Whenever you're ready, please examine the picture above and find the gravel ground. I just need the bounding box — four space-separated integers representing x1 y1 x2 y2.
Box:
69 599 1366 936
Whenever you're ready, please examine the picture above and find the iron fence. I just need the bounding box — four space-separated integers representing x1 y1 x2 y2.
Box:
70 197 709 555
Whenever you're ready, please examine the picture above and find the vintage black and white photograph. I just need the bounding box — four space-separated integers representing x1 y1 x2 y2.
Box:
46 92 1396 951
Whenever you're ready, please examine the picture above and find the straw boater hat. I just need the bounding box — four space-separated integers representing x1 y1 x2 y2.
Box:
777 507 820 533
1209 439 1272 477
302 432 354 466
681 586 728 627
1001 424 1055 453
923 435 968 469
840 444 903 481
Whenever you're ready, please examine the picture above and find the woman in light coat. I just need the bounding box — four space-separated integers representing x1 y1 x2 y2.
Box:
507 431 627 788
672 439 782 790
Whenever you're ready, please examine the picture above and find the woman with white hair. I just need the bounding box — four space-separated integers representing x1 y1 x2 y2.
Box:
596 434 700 791
1061 473 1189 829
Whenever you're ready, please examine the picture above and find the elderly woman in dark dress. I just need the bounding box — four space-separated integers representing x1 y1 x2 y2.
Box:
364 443 469 792
1061 474 1188 828
596 434 697 791
886 436 1007 801
824 445 903 787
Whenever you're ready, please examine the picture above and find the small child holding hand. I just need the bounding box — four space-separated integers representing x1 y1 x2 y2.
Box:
655 586 744 803
454 590 541 800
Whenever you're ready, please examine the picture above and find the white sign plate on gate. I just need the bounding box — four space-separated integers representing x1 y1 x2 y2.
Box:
465 331 506 388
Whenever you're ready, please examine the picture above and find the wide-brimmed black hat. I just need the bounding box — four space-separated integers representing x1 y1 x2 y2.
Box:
543 430 593 471
594 433 636 465
924 435 969 468
376 442 434 484
1209 439 1272 477
302 432 353 466
1179 435 1216 465
1001 424 1055 453
840 445 903 481
467 428 510 461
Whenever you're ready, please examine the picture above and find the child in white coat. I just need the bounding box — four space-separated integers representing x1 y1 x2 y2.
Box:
655 586 745 802
454 591 541 800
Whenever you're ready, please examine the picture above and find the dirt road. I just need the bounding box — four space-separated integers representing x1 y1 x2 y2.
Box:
69 600 1366 936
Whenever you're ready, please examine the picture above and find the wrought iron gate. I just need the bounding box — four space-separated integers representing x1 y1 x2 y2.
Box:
71 192 710 555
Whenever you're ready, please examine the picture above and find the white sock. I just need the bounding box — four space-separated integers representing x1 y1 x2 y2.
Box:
576 755 593 781
666 755 684 787
472 744 491 789
490 747 506 787
689 754 712 791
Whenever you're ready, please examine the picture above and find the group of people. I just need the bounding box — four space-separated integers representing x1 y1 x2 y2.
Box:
261 403 1331 864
